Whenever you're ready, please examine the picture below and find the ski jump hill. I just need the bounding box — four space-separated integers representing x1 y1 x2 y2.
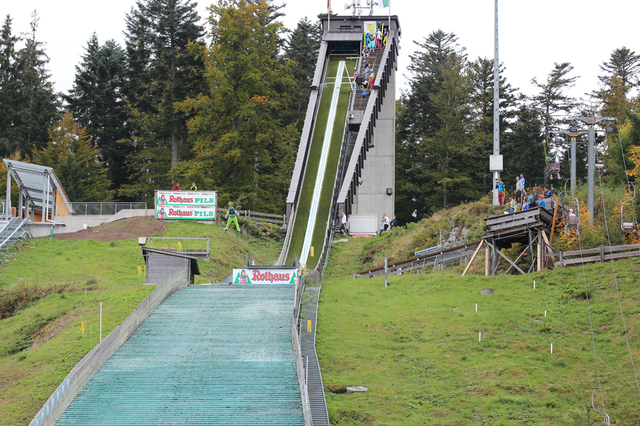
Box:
29 14 400 426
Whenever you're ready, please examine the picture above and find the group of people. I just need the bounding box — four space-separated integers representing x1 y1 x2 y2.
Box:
380 213 397 232
495 174 554 213
354 61 375 96
355 26 388 97
172 182 198 191
364 26 388 52
338 211 397 236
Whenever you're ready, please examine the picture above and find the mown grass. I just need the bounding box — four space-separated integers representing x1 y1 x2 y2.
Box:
287 55 356 266
0 219 282 426
318 237 640 425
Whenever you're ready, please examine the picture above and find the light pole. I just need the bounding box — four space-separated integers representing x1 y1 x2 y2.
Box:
490 0 502 205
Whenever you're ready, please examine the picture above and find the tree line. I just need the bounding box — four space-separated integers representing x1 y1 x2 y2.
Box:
395 29 640 225
0 0 321 211
2 2 639 221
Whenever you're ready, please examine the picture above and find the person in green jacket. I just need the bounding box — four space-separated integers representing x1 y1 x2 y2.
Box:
224 202 240 232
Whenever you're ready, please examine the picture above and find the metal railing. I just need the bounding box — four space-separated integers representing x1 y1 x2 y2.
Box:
216 208 286 226
292 272 312 426
57 202 147 216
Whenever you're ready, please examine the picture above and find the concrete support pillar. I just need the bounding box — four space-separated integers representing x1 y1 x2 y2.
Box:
5 168 11 220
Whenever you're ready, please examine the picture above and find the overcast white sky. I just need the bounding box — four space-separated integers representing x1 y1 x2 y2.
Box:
4 0 639 104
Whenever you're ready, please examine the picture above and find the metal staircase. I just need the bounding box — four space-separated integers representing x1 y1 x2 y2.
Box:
0 217 31 260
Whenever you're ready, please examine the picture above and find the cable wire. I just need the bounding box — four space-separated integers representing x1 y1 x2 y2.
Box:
597 171 640 392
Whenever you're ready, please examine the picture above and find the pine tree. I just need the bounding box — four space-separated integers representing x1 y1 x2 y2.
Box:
65 34 130 191
285 17 322 118
1 12 60 156
531 62 578 187
176 0 299 212
596 47 640 124
119 0 206 203
468 57 519 191
396 30 478 221
32 111 112 202
0 15 20 155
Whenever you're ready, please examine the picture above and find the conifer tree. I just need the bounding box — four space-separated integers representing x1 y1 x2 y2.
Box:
531 62 578 187
176 0 299 212
119 0 205 202
285 17 322 118
595 47 640 124
65 34 130 191
0 12 60 156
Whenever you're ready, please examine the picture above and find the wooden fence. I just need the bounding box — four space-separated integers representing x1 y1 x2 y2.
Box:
547 243 640 267
216 208 286 226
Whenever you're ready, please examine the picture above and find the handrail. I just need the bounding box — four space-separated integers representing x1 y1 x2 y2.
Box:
336 29 398 211
292 274 312 426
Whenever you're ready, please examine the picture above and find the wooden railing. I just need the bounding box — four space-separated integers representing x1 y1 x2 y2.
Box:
547 244 640 267
216 208 286 226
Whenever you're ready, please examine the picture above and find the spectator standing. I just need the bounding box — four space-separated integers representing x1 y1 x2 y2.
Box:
340 211 347 235
390 215 398 229
355 73 363 93
383 214 390 231
495 177 505 206
508 196 516 213
190 182 197 191
172 182 181 190
515 176 523 204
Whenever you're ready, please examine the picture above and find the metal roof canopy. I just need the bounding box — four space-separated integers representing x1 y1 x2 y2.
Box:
3 159 72 220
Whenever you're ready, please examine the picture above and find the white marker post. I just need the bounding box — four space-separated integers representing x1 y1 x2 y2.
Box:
533 280 536 290
475 303 478 312
550 343 553 354
479 332 482 342
545 310 547 318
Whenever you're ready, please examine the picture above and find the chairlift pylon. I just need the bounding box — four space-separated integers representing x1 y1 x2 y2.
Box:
621 183 637 233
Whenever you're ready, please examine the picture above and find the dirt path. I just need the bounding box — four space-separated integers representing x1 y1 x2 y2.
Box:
55 216 166 242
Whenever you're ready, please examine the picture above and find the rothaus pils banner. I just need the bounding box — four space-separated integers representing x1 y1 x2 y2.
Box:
155 190 217 220
156 205 217 220
232 268 299 285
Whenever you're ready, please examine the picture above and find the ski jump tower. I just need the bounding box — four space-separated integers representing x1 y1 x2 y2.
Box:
281 14 400 268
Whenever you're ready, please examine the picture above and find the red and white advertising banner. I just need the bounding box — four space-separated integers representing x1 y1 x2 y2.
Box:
232 268 299 285
156 205 217 220
155 190 217 221
156 191 217 207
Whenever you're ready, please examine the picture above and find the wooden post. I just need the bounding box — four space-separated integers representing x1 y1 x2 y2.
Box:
549 197 559 243
462 240 484 276
600 245 605 262
485 245 491 276
537 232 543 272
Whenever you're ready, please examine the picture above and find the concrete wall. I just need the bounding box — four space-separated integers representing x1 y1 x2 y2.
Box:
30 269 189 426
352 66 396 224
30 209 155 238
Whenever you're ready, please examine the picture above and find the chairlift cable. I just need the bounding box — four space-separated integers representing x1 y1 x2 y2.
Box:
596 172 640 392
615 124 639 228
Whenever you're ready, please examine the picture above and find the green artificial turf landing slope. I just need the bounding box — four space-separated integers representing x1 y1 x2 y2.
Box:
287 55 356 266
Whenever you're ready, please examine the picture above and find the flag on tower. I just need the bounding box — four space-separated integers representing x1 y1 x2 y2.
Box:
327 0 331 10
378 0 389 8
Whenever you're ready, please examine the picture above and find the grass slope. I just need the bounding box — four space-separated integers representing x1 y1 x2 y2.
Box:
0 219 282 426
287 55 356 266
317 234 640 425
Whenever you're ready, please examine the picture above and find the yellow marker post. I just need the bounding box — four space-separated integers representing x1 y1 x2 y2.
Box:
178 241 183 252
310 246 314 257
307 320 312 333
138 266 142 277
80 322 86 333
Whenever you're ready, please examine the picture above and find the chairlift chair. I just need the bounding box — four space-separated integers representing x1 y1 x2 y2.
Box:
562 180 579 234
621 183 637 233
548 156 560 179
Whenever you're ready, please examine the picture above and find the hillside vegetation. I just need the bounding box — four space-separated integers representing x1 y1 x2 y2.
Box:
318 206 640 425
0 218 282 426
